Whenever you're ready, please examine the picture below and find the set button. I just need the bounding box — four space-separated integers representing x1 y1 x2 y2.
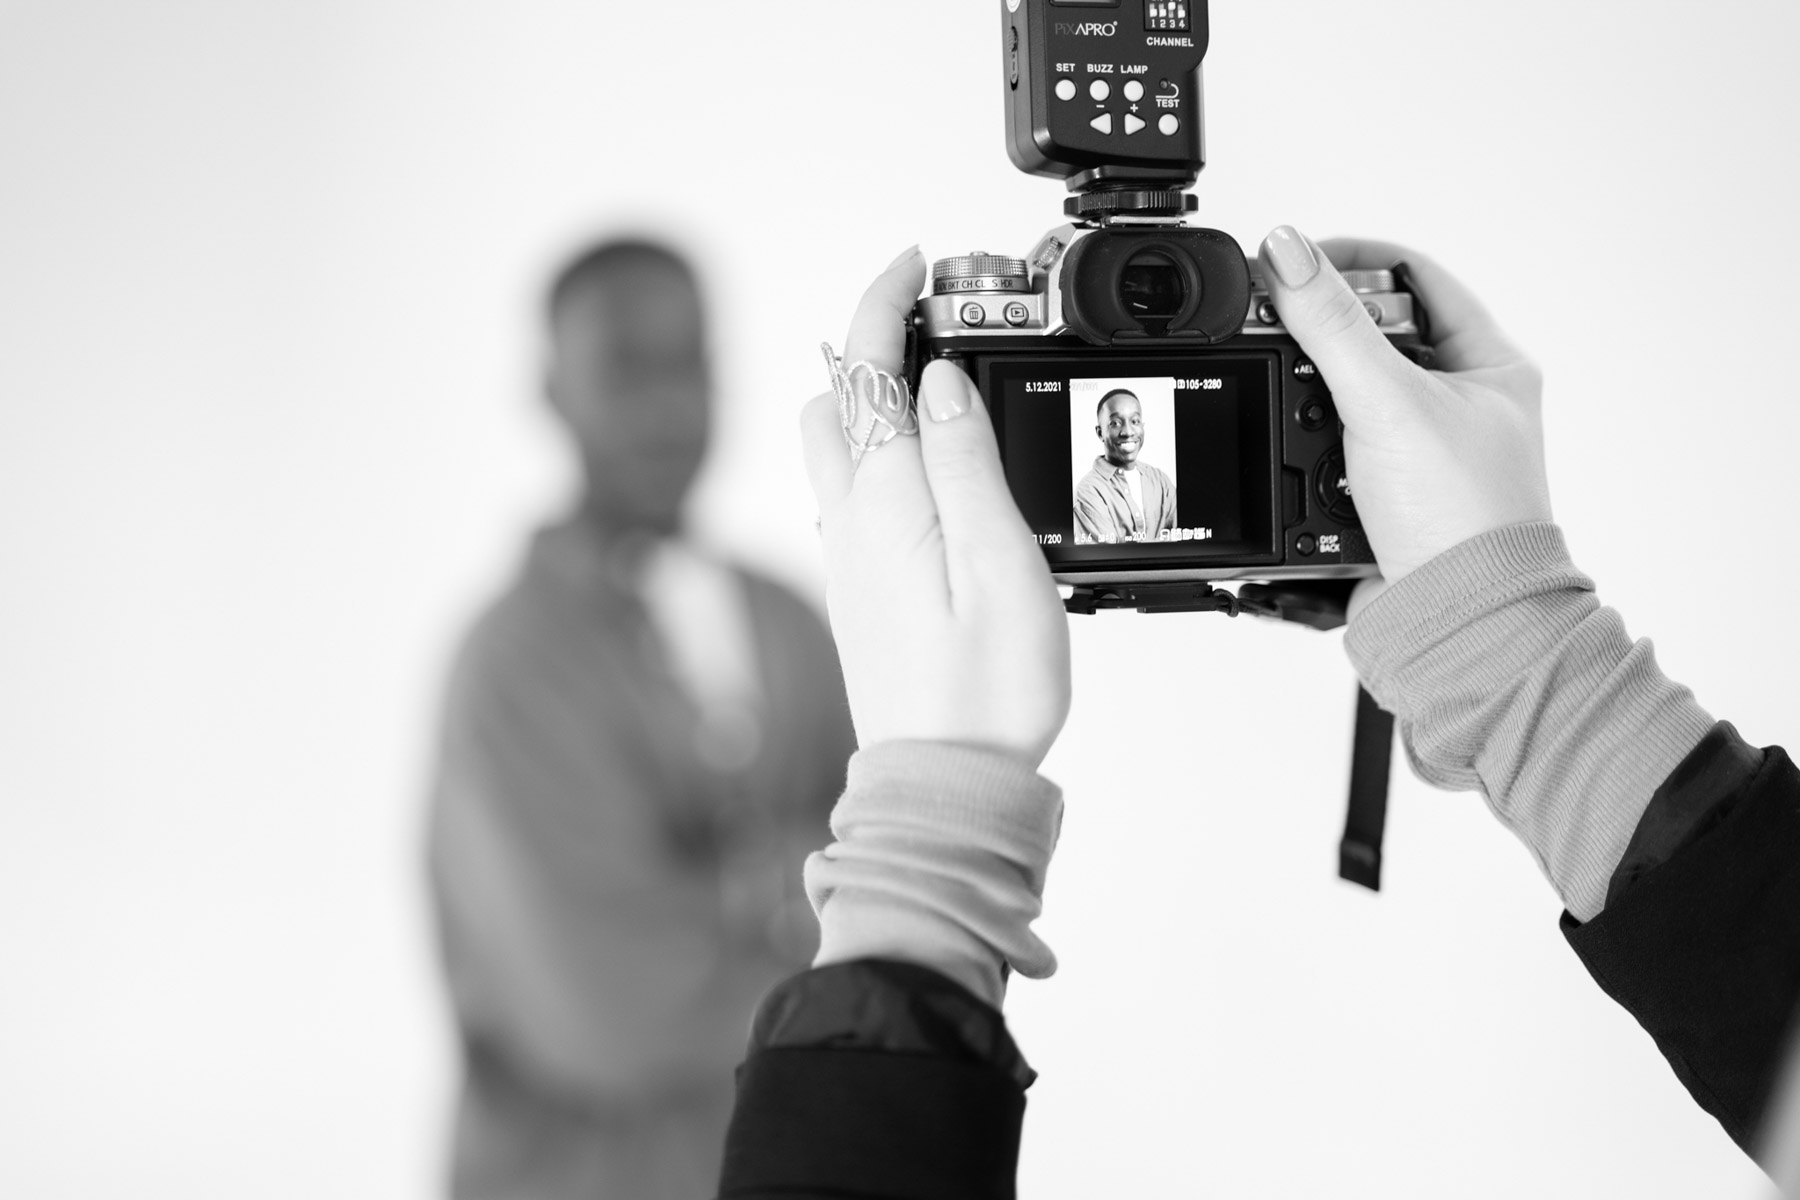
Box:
1055 78 1077 101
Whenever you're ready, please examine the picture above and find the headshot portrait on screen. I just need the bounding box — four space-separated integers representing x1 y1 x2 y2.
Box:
1073 386 1178 544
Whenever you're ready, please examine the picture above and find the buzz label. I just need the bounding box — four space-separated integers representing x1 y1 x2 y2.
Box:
1318 534 1341 556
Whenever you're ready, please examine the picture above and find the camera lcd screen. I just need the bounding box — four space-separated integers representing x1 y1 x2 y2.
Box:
982 355 1278 569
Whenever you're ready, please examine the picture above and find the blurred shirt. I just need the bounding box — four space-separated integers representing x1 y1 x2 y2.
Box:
428 516 855 1200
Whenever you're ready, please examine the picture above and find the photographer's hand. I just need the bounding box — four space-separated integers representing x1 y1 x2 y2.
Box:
1260 226 1718 925
802 249 1071 767
1257 228 1553 615
797 250 1070 1006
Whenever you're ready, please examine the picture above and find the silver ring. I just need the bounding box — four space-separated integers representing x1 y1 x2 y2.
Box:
822 342 917 468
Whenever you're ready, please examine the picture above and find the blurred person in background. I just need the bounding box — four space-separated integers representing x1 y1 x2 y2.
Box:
426 238 856 1200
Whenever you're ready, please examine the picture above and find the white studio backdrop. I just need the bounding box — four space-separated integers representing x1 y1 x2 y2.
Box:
1 1 1794 1196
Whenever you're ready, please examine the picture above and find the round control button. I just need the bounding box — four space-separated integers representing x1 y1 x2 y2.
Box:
1293 357 1318 382
1363 300 1384 323
1123 80 1145 103
1295 533 1318 557
1297 397 1334 432
1158 113 1180 135
1090 79 1110 101
1002 300 1030 327
1256 299 1279 326
1315 447 1358 524
959 302 987 328
1055 78 1077 101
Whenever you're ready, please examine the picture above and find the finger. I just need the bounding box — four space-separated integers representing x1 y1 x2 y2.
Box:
1258 225 1418 420
837 248 934 515
1312 237 1527 374
800 389 851 512
914 360 1043 597
843 246 925 373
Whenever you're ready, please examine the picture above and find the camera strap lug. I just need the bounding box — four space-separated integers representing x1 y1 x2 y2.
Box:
1064 580 1396 892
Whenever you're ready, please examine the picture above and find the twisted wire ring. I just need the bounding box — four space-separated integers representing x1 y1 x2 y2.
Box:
821 342 918 469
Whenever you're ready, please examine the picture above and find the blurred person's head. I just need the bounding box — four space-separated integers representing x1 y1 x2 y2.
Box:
1096 390 1144 469
544 238 711 536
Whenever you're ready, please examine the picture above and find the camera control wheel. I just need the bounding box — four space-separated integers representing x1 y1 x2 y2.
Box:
932 253 1028 296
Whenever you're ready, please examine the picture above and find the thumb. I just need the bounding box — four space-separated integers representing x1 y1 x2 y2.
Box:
915 360 1037 573
1259 225 1416 423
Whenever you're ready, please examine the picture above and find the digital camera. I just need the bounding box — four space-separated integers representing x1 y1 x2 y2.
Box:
908 0 1431 600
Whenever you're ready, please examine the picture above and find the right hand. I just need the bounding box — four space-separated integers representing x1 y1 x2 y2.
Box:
1256 226 1553 615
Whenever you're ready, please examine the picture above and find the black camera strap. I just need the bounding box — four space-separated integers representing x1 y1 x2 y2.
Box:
1066 580 1396 891
1340 685 1395 891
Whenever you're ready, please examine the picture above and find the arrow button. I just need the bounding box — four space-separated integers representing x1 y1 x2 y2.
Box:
1089 112 1113 135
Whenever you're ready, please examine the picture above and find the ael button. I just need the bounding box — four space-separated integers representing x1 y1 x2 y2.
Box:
1315 446 1358 524
1293 357 1319 382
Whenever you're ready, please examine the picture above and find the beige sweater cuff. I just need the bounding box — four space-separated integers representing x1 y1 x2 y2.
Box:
803 741 1064 1008
1345 522 1712 920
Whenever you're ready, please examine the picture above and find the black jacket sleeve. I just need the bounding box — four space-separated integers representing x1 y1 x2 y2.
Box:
1565 725 1800 1154
716 960 1030 1200
717 728 1800 1198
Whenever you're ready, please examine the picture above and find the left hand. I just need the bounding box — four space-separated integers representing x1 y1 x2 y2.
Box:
801 248 1071 768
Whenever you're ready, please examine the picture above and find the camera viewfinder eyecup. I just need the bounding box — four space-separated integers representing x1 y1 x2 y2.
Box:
1061 226 1251 345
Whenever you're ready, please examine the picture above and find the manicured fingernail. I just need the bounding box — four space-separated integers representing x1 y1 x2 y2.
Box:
924 366 970 422
885 244 922 272
1262 225 1318 288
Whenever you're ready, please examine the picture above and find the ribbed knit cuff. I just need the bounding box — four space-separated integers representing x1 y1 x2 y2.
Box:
804 741 1064 1008
1345 522 1713 920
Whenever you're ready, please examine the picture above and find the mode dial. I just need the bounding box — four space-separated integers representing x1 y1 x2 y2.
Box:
932 252 1029 296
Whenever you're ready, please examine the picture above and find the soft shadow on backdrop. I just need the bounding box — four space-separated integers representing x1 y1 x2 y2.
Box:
1 1 1794 1196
